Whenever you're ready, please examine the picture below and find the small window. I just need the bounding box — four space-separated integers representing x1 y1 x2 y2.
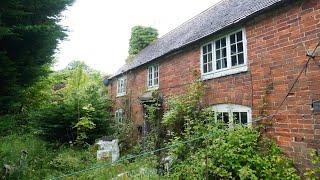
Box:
202 43 213 73
117 76 126 96
212 104 251 126
147 64 159 89
201 29 247 80
115 109 124 123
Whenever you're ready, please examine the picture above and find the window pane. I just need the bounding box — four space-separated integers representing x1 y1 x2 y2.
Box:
208 53 212 62
149 75 152 86
208 44 212 52
238 54 244 64
222 48 226 57
208 62 213 72
233 112 240 124
216 112 223 122
222 58 227 68
223 112 229 124
215 41 220 49
123 79 126 92
203 64 207 73
240 112 248 124
230 34 236 44
231 44 236 55
203 55 207 63
238 43 243 52
216 50 220 59
237 31 243 41
231 55 237 66
203 46 207 54
221 38 226 47
216 60 221 70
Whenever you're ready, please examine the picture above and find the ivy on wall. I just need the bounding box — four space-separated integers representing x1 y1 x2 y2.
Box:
127 26 158 63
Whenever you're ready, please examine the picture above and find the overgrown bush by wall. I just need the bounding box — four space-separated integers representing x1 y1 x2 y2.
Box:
161 80 300 179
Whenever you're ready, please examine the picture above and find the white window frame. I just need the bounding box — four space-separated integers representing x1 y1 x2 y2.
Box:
211 104 252 126
200 28 248 80
117 76 126 97
147 64 159 90
115 109 125 124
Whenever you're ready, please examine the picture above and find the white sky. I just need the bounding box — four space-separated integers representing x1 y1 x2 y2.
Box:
54 0 221 75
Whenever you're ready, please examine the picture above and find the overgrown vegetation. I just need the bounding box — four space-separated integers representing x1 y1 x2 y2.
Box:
99 80 300 179
305 150 320 179
25 62 113 145
0 1 315 178
0 61 114 179
158 81 298 179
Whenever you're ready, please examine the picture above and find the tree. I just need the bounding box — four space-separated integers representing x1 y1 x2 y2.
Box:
127 26 158 62
32 62 113 144
0 0 74 114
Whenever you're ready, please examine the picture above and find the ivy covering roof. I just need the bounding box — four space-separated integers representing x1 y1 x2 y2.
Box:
111 0 286 79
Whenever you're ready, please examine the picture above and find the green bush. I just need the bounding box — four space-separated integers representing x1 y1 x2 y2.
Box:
167 126 299 179
305 150 320 179
161 80 299 179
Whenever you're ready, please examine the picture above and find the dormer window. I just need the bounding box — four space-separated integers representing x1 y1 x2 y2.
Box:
201 28 247 80
117 76 126 97
147 64 159 89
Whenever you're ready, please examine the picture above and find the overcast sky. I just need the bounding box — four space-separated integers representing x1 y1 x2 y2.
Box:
54 0 221 75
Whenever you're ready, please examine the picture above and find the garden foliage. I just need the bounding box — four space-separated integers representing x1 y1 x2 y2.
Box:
31 62 113 144
160 80 300 179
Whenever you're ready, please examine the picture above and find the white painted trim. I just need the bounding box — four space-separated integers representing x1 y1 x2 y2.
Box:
200 28 248 80
201 65 248 80
116 93 126 97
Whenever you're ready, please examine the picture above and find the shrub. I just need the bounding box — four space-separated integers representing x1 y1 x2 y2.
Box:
305 149 320 179
30 63 113 145
167 126 299 179
161 80 299 179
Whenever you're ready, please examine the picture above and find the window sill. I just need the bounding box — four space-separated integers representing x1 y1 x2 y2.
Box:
147 86 159 91
201 65 248 80
116 93 126 97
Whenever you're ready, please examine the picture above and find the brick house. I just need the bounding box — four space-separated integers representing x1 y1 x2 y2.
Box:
107 0 320 170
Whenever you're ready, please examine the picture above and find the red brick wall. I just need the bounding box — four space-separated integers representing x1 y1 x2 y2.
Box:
108 0 320 171
246 0 320 170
